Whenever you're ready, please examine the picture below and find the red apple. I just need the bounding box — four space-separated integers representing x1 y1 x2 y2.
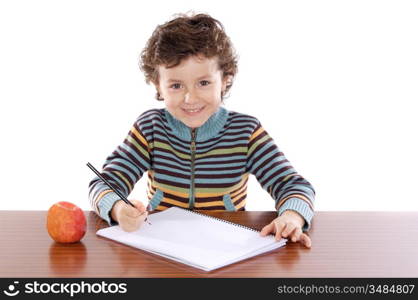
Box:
47 201 86 243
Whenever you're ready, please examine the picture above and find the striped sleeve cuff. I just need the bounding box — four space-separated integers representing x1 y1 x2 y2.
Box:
97 191 121 226
278 197 314 231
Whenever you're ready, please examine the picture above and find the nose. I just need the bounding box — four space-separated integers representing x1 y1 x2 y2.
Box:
184 88 199 104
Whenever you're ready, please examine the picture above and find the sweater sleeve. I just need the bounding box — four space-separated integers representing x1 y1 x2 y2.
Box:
246 121 315 231
88 120 151 225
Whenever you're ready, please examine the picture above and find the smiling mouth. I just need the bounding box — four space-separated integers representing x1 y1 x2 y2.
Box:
182 107 205 114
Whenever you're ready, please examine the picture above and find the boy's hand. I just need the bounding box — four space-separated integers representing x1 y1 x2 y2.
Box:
110 200 148 232
260 210 312 248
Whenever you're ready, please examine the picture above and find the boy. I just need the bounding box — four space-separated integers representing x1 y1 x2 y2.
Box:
89 13 315 248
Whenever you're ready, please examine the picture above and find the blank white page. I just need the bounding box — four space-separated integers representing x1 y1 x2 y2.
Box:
97 207 286 271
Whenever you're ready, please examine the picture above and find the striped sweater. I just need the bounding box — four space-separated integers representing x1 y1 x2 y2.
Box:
88 106 315 230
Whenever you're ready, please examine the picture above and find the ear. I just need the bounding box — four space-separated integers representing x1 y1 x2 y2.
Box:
151 81 159 91
222 75 232 91
151 81 164 101
152 80 161 92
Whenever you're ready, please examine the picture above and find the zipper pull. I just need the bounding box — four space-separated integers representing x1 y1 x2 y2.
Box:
191 129 196 151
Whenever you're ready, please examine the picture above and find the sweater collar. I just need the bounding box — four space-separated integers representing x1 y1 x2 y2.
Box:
164 106 229 141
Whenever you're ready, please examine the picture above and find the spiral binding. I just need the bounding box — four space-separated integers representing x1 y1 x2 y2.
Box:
182 208 260 233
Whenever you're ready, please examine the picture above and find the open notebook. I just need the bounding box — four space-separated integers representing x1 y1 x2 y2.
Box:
96 207 286 272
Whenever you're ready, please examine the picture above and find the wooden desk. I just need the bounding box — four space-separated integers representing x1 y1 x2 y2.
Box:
1 211 417 277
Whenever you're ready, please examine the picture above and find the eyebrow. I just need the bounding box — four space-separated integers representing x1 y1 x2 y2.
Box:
166 75 212 83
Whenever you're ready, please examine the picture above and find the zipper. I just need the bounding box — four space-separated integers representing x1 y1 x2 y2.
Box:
189 128 197 209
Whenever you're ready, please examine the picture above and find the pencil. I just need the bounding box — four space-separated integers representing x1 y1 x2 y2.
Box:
86 162 151 224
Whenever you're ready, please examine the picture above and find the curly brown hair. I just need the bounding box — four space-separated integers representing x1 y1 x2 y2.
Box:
139 12 238 101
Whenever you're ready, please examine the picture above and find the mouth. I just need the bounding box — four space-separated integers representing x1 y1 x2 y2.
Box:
182 106 205 116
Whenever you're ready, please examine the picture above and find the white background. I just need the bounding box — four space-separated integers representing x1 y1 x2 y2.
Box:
0 0 417 211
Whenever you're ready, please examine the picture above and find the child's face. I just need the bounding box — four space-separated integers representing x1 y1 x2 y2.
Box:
156 55 228 129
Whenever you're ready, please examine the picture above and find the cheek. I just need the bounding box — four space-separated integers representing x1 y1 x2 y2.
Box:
202 87 222 101
208 90 223 103
164 100 177 112
163 92 183 105
164 98 184 116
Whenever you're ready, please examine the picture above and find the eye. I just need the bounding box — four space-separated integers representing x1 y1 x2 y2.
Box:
199 80 210 86
170 83 182 89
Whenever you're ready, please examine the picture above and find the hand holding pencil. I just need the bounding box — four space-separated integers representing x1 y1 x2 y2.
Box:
87 162 151 231
110 200 149 232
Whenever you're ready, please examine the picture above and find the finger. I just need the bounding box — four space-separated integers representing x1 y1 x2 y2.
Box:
136 212 148 227
132 200 146 213
290 227 303 243
281 223 296 238
118 213 140 230
300 233 312 248
124 205 142 218
274 222 287 241
260 222 275 236
138 211 148 222
130 211 148 224
122 211 148 231
125 212 148 232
